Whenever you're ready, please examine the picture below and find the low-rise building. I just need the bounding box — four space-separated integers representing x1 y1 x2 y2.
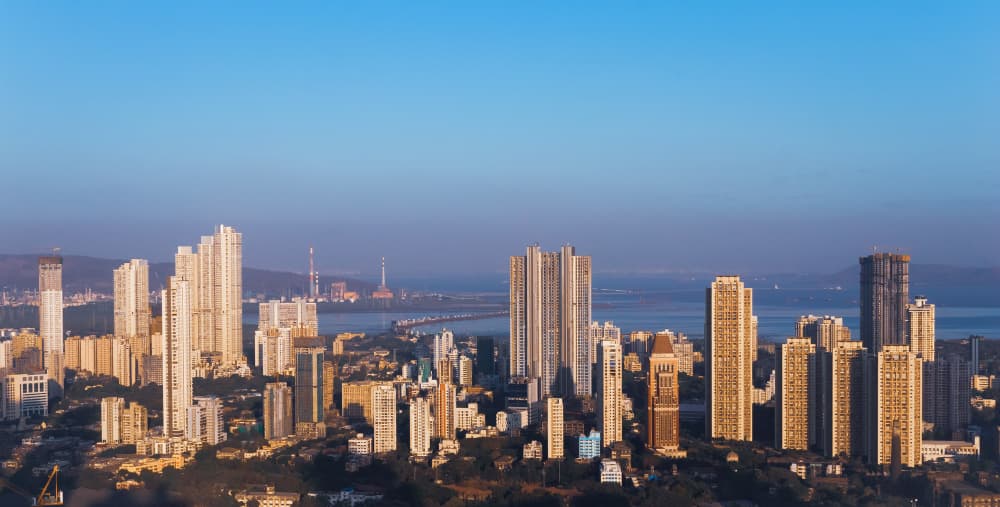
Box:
578 430 601 460
233 484 299 507
523 440 543 461
922 438 980 463
600 459 623 485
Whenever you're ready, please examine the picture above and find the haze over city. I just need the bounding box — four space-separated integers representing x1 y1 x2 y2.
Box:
2 2 998 274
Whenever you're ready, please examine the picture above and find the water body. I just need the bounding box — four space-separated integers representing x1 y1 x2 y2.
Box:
300 288 1000 342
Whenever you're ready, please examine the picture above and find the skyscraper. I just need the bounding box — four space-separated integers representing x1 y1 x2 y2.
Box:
161 276 193 438
38 256 64 388
434 360 457 440
101 396 125 444
596 340 622 448
113 259 151 340
865 345 922 467
294 338 325 426
705 276 754 442
372 383 397 454
591 321 621 363
176 225 244 364
907 296 935 361
409 396 433 458
823 340 866 458
648 333 681 454
547 397 564 459
795 315 851 352
509 245 592 398
859 253 910 353
476 336 496 376
923 354 970 437
776 337 815 450
264 382 293 440
433 330 454 381
258 299 318 336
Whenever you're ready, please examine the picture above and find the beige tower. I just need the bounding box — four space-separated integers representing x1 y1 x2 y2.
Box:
434 360 457 440
162 276 193 438
824 340 866 457
597 340 623 448
113 259 151 340
547 397 565 459
796 315 851 351
372 383 397 454
648 334 681 454
101 396 126 444
907 297 935 361
509 245 592 398
705 276 754 441
866 345 922 467
776 337 815 450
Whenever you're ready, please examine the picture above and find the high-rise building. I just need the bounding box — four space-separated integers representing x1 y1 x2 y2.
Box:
795 315 851 351
258 299 318 336
547 397 564 459
596 340 622 448
409 397 432 458
648 333 681 454
341 381 378 422
121 401 148 444
907 296 935 361
186 396 227 445
264 382 293 440
627 331 653 358
476 336 496 376
776 337 815 450
923 354 970 437
865 345 922 467
458 356 473 387
112 337 137 386
705 276 754 442
509 245 592 398
823 340 866 458
591 321 621 364
665 331 694 376
38 256 64 388
176 225 243 364
162 276 193 438
372 383 397 454
294 339 325 425
860 253 910 353
322 360 335 414
254 327 292 376
971 335 983 375
113 259 151 340
101 396 126 444
434 360 457 440
433 330 454 380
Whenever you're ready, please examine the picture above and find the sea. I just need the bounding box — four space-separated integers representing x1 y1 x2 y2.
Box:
278 279 1000 342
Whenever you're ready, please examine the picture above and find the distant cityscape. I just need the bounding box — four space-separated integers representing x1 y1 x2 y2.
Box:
0 224 997 507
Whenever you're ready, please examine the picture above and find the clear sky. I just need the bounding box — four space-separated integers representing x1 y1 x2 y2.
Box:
1 1 998 276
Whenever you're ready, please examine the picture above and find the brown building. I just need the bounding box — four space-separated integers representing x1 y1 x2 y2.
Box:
649 333 682 455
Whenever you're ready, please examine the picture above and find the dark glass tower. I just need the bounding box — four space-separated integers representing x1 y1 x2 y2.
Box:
859 253 909 353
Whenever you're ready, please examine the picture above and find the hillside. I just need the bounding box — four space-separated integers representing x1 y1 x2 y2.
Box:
0 254 376 296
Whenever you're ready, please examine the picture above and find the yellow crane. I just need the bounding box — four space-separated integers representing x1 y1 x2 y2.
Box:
0 466 63 506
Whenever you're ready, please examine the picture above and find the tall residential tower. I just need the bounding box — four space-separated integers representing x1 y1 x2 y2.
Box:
705 276 754 442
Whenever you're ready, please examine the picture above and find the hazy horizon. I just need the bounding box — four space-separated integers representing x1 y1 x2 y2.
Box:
3 2 998 275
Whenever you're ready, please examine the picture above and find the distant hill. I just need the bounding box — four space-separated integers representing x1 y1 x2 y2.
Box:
0 254 376 296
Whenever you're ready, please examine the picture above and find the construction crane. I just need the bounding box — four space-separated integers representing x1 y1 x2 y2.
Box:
0 466 63 506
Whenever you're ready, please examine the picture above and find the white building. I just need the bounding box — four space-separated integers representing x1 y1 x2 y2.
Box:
409 397 432 458
162 276 193 438
433 331 454 380
907 297 935 361
101 396 126 443
348 433 373 456
186 396 226 446
372 384 397 454
2 373 48 420
599 459 623 485
523 440 543 460
38 256 64 388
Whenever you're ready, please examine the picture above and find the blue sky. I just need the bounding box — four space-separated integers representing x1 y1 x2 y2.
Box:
1 1 998 276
